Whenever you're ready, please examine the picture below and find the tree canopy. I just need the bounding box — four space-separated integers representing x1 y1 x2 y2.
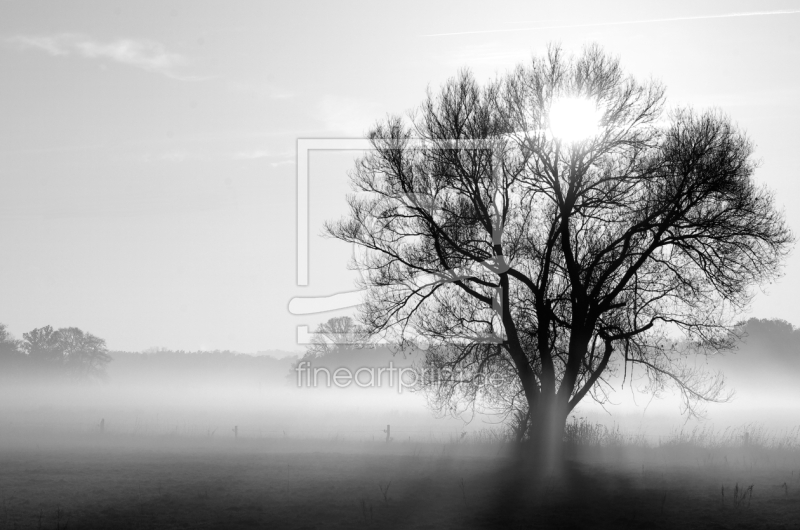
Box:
326 44 792 453
0 323 112 380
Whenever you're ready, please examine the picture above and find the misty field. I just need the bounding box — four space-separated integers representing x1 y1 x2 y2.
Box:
1 428 800 529
2 346 800 529
1 381 800 529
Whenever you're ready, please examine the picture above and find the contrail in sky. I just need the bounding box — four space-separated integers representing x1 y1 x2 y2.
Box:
424 9 800 37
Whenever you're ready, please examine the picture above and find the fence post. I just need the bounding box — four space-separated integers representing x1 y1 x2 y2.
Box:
384 424 390 442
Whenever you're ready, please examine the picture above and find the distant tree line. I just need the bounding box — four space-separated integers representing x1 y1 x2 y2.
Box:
108 348 295 386
0 323 111 380
731 318 800 368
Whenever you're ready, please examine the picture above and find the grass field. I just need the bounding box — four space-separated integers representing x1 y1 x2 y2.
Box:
2 427 800 530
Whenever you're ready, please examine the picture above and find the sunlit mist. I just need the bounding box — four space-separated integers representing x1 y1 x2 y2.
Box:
2 2 800 529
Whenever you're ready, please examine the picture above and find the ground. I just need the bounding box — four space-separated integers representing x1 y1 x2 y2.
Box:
1 434 799 529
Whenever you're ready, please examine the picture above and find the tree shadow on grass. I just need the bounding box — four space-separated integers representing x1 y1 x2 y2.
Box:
472 458 654 530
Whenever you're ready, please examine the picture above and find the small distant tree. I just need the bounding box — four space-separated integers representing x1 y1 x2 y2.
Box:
23 325 62 368
0 323 25 374
22 325 112 379
304 316 370 358
326 44 793 464
56 327 112 379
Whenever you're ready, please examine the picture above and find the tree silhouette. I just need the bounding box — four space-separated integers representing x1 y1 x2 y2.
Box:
23 325 63 370
22 325 111 379
326 44 792 464
290 316 415 389
56 327 112 379
0 323 25 375
304 316 369 358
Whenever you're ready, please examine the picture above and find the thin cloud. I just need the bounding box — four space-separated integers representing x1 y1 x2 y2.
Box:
232 150 272 160
227 80 294 100
425 9 800 37
8 33 203 80
146 149 293 162
159 151 189 162
231 150 295 162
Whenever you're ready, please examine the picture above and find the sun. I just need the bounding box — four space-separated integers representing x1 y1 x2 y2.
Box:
548 97 603 144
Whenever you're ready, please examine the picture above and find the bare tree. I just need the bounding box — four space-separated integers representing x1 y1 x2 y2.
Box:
326 44 792 463
304 316 370 358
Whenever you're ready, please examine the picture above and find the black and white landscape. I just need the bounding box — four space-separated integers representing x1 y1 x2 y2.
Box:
1 2 800 529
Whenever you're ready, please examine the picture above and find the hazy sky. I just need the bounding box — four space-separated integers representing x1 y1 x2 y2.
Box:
1 0 799 353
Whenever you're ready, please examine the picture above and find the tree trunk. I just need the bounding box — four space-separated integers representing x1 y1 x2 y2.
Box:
525 396 569 475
